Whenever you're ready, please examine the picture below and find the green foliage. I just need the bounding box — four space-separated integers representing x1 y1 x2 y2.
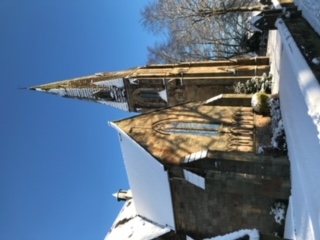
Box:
251 92 270 114
233 73 272 94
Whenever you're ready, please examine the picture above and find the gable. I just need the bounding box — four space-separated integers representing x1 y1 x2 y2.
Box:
110 122 175 230
113 100 254 165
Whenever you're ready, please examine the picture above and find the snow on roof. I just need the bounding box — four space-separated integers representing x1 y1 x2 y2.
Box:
271 0 282 9
294 0 320 36
249 15 263 33
183 170 205 189
97 100 129 111
183 149 208 163
109 122 176 230
94 78 125 88
105 199 171 240
276 19 320 143
158 89 168 102
204 94 223 104
204 229 259 240
269 22 320 240
41 87 129 111
284 197 295 240
129 78 138 84
47 88 97 98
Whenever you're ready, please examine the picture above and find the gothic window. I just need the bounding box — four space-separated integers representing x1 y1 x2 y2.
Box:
133 88 165 104
159 122 221 137
139 90 160 101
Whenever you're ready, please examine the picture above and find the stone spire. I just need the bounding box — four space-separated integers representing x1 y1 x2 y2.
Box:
29 70 134 111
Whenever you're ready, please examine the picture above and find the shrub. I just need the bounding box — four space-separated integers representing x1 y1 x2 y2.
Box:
233 73 272 94
251 92 270 114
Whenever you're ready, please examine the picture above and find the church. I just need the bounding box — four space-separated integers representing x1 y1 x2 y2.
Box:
30 57 291 239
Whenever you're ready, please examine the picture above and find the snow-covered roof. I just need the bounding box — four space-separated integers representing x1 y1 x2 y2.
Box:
158 89 168 102
268 22 320 240
275 19 320 143
30 75 130 111
204 94 223 104
32 78 129 111
183 149 208 163
183 170 205 189
109 122 176 230
204 229 259 240
271 0 282 10
44 87 129 111
97 100 129 111
105 199 171 240
295 0 320 36
94 78 124 88
249 15 263 33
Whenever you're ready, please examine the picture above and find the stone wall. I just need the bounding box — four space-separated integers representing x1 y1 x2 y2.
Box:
124 57 270 112
169 152 291 238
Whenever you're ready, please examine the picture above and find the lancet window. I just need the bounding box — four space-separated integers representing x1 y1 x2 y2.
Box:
157 122 221 137
138 90 160 101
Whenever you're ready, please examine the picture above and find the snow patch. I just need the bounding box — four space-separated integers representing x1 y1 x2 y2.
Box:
276 19 320 143
271 0 282 9
205 94 223 104
269 97 287 151
94 78 124 88
183 170 205 189
105 199 171 240
158 89 168 102
249 15 263 32
269 25 320 240
294 0 320 36
311 57 320 65
129 78 138 84
270 202 286 225
204 229 259 240
251 93 260 110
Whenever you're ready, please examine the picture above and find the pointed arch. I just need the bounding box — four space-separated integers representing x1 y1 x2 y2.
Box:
153 119 222 137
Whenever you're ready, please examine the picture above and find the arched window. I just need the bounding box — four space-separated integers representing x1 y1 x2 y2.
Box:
133 88 166 104
158 122 221 137
139 90 160 101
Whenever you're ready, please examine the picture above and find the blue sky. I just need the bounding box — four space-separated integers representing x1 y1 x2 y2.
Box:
0 1 156 239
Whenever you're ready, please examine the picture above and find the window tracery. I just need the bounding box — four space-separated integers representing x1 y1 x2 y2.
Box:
156 121 221 137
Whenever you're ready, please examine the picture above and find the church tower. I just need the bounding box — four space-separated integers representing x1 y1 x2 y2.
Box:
30 57 269 112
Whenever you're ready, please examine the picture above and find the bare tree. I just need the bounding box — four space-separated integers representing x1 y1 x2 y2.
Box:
141 0 266 63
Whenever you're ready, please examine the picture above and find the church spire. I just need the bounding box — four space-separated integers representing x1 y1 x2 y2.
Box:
30 70 134 112
30 57 270 112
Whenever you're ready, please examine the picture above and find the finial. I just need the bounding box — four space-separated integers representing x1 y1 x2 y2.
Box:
112 189 132 201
